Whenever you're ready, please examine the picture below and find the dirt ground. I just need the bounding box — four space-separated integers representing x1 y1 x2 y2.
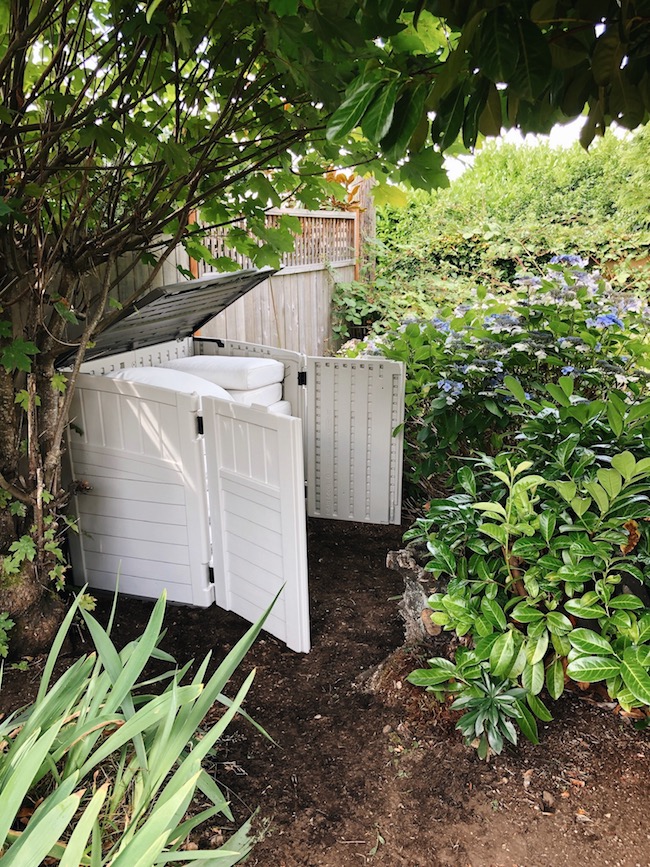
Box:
1 518 649 867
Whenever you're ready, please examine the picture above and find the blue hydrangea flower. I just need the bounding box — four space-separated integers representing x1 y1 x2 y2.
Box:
586 312 624 329
550 254 588 268
561 365 575 375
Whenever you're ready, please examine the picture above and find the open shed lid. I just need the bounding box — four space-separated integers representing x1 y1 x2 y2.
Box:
57 268 274 367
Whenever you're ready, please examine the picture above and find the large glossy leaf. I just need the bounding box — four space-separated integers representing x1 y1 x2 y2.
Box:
545 657 565 700
526 692 553 722
510 19 552 100
362 79 400 144
620 648 650 705
569 628 614 656
326 72 385 141
566 655 621 682
514 700 539 744
521 660 544 695
381 83 428 161
431 84 466 152
400 148 449 191
476 6 519 83
490 631 517 676
564 598 607 619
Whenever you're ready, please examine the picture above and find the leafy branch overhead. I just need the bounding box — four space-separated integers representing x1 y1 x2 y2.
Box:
326 0 650 182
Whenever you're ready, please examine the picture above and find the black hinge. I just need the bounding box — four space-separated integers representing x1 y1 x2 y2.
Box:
208 566 215 584
298 371 307 386
196 415 204 435
216 339 225 347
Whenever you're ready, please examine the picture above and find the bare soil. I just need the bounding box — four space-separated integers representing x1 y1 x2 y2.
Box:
2 519 649 867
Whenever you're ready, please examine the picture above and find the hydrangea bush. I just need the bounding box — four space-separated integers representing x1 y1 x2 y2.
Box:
356 258 650 494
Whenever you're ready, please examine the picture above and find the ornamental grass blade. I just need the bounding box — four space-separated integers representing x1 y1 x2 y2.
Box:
36 591 83 704
110 772 201 867
58 783 109 867
0 792 83 867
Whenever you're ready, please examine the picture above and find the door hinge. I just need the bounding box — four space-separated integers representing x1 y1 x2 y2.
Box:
298 371 307 386
208 566 215 584
196 415 204 435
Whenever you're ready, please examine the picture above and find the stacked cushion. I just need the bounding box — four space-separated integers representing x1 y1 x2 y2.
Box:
161 355 284 391
106 367 232 401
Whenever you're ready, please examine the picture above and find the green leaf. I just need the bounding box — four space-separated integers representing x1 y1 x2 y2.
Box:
504 375 526 404
362 80 400 144
381 83 427 161
546 611 573 635
514 700 539 744
547 382 571 406
490 631 517 677
481 596 507 630
1 339 39 373
478 523 509 546
554 480 577 502
620 648 650 705
597 468 623 499
407 667 455 687
476 6 519 83
528 629 549 666
326 72 385 141
431 84 466 152
521 660 544 695
526 692 553 721
511 601 544 623
269 0 299 16
400 148 449 191
569 628 614 656
538 511 556 543
510 18 552 100
545 657 565 700
609 594 645 610
566 655 621 683
612 451 636 482
564 598 607 619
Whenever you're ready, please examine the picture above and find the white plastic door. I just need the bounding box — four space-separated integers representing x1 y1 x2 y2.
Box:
305 357 404 524
202 397 310 652
66 375 213 606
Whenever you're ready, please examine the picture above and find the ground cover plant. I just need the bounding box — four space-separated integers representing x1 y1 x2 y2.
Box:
0 590 268 865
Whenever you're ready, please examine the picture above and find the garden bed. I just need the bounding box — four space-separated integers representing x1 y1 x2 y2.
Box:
1 519 648 866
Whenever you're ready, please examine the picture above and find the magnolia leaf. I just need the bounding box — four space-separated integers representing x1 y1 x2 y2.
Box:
510 18 552 100
431 85 466 152
478 81 502 137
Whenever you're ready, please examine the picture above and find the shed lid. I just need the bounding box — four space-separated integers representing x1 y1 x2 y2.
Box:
57 268 273 366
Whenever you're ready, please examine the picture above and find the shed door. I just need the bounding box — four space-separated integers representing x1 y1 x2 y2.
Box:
202 397 310 652
305 357 404 525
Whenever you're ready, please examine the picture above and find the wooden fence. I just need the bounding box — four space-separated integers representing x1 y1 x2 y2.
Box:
197 209 357 356
108 208 360 357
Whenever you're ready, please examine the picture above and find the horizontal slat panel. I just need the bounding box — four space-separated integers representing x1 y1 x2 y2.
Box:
83 550 192 583
80 513 188 546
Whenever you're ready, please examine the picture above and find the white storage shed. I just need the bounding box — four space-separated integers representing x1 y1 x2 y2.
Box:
63 270 405 652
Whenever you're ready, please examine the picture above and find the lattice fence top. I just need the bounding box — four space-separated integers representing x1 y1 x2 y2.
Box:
199 208 357 273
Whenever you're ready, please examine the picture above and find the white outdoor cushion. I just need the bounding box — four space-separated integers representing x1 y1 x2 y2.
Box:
228 382 282 407
161 355 284 390
106 367 233 400
267 400 292 415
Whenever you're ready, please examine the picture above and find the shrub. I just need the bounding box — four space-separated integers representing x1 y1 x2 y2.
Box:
0 591 269 865
406 408 650 756
356 261 650 494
